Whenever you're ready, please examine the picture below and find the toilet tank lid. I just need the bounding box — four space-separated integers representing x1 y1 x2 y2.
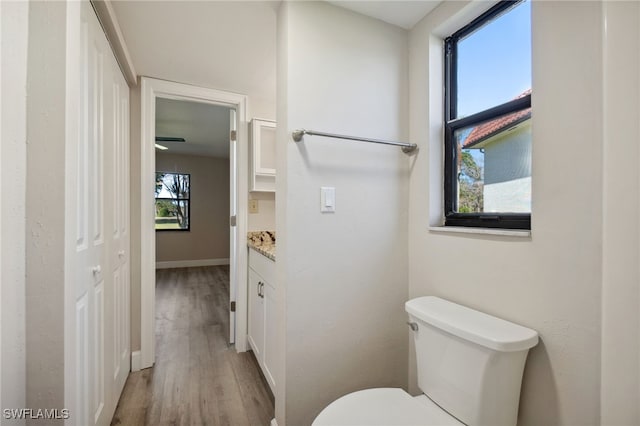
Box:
405 296 539 352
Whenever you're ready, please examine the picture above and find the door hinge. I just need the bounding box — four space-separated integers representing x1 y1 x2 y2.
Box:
230 301 236 312
230 130 237 142
230 215 237 227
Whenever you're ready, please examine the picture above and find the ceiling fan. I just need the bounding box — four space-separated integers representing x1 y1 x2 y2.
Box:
155 136 186 150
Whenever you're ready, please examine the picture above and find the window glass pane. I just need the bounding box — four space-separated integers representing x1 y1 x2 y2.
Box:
155 200 190 230
155 172 190 199
455 109 531 213
456 0 531 118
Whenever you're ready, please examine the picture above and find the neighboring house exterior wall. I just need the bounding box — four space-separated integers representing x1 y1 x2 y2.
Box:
483 122 531 212
484 176 531 213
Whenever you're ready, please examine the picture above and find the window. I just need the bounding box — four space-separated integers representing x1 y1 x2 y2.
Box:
444 0 531 230
155 172 190 231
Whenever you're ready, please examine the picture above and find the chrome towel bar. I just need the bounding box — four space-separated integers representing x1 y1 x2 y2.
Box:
292 129 417 154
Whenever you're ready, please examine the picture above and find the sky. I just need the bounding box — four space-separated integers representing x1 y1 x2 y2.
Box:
156 173 189 199
456 0 531 171
457 0 531 118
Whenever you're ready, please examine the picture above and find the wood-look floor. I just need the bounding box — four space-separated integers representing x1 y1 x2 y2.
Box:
111 266 274 426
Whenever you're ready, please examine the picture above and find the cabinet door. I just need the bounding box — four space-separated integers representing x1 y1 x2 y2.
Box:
252 119 276 175
247 269 264 359
250 119 276 192
262 281 277 392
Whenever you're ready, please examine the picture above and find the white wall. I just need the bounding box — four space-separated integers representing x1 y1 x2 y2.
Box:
129 82 142 355
408 1 637 425
1 1 28 421
25 0 67 415
600 2 640 424
277 2 410 424
248 192 275 231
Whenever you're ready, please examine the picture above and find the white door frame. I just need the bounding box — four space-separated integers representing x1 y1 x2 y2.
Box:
139 77 249 369
0 1 3 411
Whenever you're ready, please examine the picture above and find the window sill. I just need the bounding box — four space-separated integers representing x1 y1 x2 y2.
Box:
429 226 531 238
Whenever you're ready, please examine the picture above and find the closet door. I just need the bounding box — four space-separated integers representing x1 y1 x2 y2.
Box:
75 3 130 425
75 4 107 424
108 32 131 404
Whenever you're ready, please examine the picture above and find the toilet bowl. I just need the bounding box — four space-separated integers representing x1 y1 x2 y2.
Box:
313 296 538 426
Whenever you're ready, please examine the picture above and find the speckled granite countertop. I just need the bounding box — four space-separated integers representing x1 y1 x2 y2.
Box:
247 231 276 261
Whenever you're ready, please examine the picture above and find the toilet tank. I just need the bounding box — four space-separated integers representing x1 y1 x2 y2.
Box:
405 297 538 426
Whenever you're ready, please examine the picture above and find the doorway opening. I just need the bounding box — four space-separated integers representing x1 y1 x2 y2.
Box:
154 96 234 335
139 78 249 371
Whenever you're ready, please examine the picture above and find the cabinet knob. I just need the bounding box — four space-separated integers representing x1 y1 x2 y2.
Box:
406 322 418 332
92 265 102 275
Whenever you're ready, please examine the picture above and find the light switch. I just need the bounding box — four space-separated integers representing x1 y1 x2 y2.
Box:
249 199 259 214
321 187 336 213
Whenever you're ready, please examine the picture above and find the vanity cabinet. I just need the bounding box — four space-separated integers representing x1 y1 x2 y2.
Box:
248 249 277 392
250 118 276 192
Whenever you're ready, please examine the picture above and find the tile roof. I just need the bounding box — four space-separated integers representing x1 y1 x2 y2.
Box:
462 89 532 148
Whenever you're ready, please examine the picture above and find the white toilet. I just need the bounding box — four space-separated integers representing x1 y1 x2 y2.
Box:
313 296 539 426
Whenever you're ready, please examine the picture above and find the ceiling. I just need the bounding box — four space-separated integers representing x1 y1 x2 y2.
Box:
114 1 442 153
112 1 277 117
111 0 442 108
155 98 231 158
328 1 441 29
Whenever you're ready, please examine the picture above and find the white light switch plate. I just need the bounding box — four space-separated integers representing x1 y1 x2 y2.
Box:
321 187 335 213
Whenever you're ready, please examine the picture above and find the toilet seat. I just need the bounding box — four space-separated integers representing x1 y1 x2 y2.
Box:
312 388 464 426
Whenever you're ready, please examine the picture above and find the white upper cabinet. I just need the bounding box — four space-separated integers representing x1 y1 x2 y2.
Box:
250 118 276 192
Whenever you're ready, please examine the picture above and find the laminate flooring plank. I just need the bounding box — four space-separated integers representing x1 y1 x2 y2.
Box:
111 266 274 426
229 352 275 426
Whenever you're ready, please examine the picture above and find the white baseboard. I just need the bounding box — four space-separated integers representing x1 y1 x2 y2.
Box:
270 419 278 426
155 258 230 269
131 351 141 372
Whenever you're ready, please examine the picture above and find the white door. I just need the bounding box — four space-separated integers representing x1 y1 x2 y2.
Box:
108 37 131 403
74 3 130 425
75 4 107 424
229 108 237 344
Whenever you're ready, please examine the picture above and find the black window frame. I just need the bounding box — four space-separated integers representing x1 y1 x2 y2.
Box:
155 172 191 232
444 0 531 230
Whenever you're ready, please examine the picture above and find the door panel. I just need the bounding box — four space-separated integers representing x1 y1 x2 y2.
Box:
113 268 121 380
93 281 105 422
76 5 108 424
74 3 130 425
111 52 130 397
75 293 89 426
263 282 277 391
247 270 264 358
